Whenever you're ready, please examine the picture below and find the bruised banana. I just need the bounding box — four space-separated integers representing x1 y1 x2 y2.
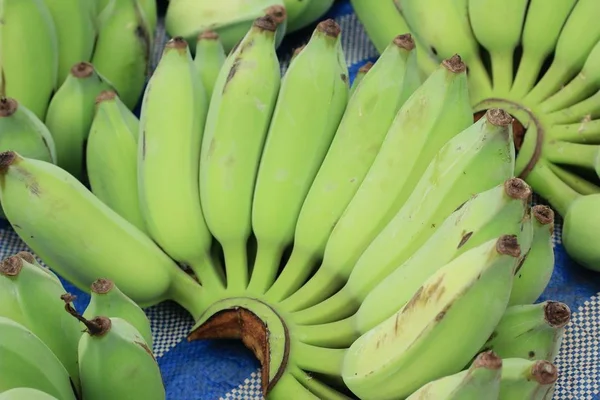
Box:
86 90 146 233
266 34 421 302
0 253 82 393
0 316 76 400
499 358 558 399
139 37 225 291
0 152 207 320
45 62 113 182
83 278 154 350
248 19 349 294
289 108 516 320
406 351 503 400
0 388 59 400
342 235 522 400
199 15 283 292
482 301 571 363
193 31 227 102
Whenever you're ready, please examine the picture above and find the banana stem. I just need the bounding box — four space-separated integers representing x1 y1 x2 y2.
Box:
221 240 249 292
546 90 600 125
61 293 105 336
247 243 283 294
293 342 346 377
547 118 600 144
266 249 315 303
291 287 359 325
543 140 599 170
491 52 514 96
540 72 593 114
295 316 358 348
189 255 226 292
547 163 600 195
511 52 546 99
167 268 211 321
525 160 581 216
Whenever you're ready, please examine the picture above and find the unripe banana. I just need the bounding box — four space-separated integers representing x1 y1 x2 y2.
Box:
499 358 558 399
0 151 207 320
406 351 503 400
86 90 146 233
356 178 532 334
482 301 571 363
247 19 349 294
138 0 158 34
288 108 515 320
0 0 58 120
266 34 421 302
0 253 82 394
0 388 59 400
139 37 225 291
199 15 282 292
92 0 152 110
509 205 555 305
83 278 154 350
45 62 113 182
342 235 522 400
286 0 334 33
0 316 76 400
194 31 227 102
41 0 97 86
64 298 165 400
348 61 372 97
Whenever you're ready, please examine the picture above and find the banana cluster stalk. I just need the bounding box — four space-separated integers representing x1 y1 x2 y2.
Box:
0 18 574 400
350 0 600 271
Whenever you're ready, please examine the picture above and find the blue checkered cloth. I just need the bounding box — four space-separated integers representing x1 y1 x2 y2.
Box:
1 1 599 399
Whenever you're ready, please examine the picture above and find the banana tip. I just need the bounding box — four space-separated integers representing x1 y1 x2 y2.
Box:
198 30 219 41
533 205 554 225
95 90 117 105
496 235 521 258
166 37 188 50
0 256 23 276
264 4 287 25
532 360 558 385
486 109 513 127
254 15 279 32
0 151 17 172
473 350 502 370
91 278 115 294
442 54 466 73
358 62 374 74
71 62 94 78
544 301 571 328
504 178 532 200
0 97 17 117
15 251 36 264
317 19 341 38
393 33 415 51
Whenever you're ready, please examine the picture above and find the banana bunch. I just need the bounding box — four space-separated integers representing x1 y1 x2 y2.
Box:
165 0 335 53
350 0 600 271
0 15 572 399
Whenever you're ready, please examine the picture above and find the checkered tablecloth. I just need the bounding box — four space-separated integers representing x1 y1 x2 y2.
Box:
1 1 599 399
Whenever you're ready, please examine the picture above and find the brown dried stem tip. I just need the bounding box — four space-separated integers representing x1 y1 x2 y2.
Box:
394 33 415 50
0 97 17 117
317 19 341 38
504 178 532 200
264 5 287 26
496 235 521 258
15 251 36 264
487 108 513 127
442 54 466 73
62 293 112 336
531 360 558 385
198 30 219 41
0 255 23 277
359 62 374 74
95 90 117 105
91 278 115 294
544 301 571 328
254 15 279 32
0 151 17 173
166 36 188 50
293 45 306 58
533 205 554 225
473 350 503 370
71 62 94 78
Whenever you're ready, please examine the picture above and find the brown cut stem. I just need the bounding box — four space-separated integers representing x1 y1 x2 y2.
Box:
61 293 110 336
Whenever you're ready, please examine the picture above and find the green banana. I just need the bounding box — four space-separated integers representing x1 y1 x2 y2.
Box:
138 37 225 291
138 0 157 34
342 235 521 400
0 0 58 121
247 19 349 294
0 253 82 393
286 0 334 33
64 298 165 400
499 358 558 399
0 316 76 400
92 0 152 110
548 162 600 195
83 278 154 350
86 90 147 233
0 151 207 320
0 388 59 400
547 118 600 144
41 0 97 86
348 61 372 97
199 15 282 293
194 30 227 102
467 0 528 96
543 140 600 174
288 108 515 320
266 34 421 303
44 62 113 182
266 370 319 399
406 351 503 400
509 205 555 305
482 301 571 363
290 365 353 399
355 178 532 334
510 0 577 99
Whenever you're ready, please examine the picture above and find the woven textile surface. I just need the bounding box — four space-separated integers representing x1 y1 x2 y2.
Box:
1 1 599 399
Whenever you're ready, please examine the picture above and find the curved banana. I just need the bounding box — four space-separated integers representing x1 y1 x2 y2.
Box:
0 151 207 320
199 16 282 293
83 278 154 350
86 90 146 233
247 19 349 294
0 253 82 393
499 358 558 399
355 178 532 334
138 37 225 292
266 34 421 303
342 235 521 400
92 0 152 110
41 0 96 86
509 205 555 305
0 316 76 400
546 118 600 144
562 194 600 271
44 62 113 182
0 388 59 400
482 301 571 363
0 0 58 120
194 31 227 102
287 108 515 320
406 351 503 400
290 365 353 399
